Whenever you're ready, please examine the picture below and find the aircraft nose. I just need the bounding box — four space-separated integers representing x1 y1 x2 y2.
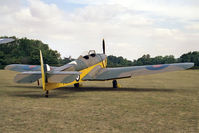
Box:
99 54 106 60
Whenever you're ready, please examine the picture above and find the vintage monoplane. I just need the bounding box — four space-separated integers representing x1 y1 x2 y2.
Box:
4 39 194 97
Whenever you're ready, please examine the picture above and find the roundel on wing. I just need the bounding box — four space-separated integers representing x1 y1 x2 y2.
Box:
29 65 37 69
23 65 37 70
146 64 169 70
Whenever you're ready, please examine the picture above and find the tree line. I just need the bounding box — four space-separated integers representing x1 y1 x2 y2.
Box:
0 37 199 69
0 37 61 69
108 52 199 68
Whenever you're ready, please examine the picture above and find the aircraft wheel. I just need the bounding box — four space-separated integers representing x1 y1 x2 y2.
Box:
74 83 79 88
112 80 118 88
37 80 40 86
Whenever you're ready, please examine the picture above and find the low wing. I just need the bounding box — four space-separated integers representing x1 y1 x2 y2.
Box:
5 64 58 72
15 71 81 83
83 63 194 81
5 64 41 72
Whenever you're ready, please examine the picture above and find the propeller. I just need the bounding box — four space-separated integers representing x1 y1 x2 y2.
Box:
102 38 105 54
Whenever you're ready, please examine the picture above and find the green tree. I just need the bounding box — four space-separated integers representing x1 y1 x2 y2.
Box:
0 37 61 68
179 51 199 67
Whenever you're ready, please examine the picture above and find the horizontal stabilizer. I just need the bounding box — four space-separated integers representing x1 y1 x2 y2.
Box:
47 71 81 83
14 71 81 84
15 71 41 83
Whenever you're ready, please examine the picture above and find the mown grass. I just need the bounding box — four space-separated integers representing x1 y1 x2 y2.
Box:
0 70 198 133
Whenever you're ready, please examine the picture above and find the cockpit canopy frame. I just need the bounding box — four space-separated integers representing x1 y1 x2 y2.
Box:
79 50 97 60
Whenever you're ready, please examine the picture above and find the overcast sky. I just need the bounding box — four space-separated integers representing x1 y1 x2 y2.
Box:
0 0 199 60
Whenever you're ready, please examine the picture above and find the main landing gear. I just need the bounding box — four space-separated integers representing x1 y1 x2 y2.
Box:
74 83 80 88
45 90 49 97
37 80 40 86
112 80 118 88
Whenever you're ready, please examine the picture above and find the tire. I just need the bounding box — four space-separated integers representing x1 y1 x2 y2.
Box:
74 83 79 88
112 80 118 88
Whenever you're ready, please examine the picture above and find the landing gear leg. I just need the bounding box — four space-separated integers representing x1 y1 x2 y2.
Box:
37 80 40 86
112 80 118 88
74 83 79 88
45 90 49 98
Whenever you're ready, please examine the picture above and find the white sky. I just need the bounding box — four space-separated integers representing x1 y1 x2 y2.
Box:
0 0 199 60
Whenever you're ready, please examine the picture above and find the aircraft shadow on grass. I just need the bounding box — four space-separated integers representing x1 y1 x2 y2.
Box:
8 86 179 99
58 87 176 92
8 85 42 89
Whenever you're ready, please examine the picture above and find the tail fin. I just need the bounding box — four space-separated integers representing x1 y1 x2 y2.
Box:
40 50 46 91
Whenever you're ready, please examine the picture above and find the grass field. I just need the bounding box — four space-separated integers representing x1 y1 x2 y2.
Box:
0 70 199 133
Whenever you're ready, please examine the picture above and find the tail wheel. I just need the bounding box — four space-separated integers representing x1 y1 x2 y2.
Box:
45 90 49 98
112 80 118 88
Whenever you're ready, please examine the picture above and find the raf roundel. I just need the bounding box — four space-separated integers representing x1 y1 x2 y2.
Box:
76 75 80 81
23 65 39 70
146 64 169 70
29 65 37 69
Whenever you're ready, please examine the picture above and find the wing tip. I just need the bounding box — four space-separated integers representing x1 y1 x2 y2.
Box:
4 65 12 70
181 62 194 69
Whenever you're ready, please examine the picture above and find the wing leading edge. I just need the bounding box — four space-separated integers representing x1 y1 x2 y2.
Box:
83 63 194 81
5 64 41 72
5 64 58 72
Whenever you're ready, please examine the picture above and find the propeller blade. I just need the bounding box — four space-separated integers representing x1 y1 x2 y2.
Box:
102 38 105 54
